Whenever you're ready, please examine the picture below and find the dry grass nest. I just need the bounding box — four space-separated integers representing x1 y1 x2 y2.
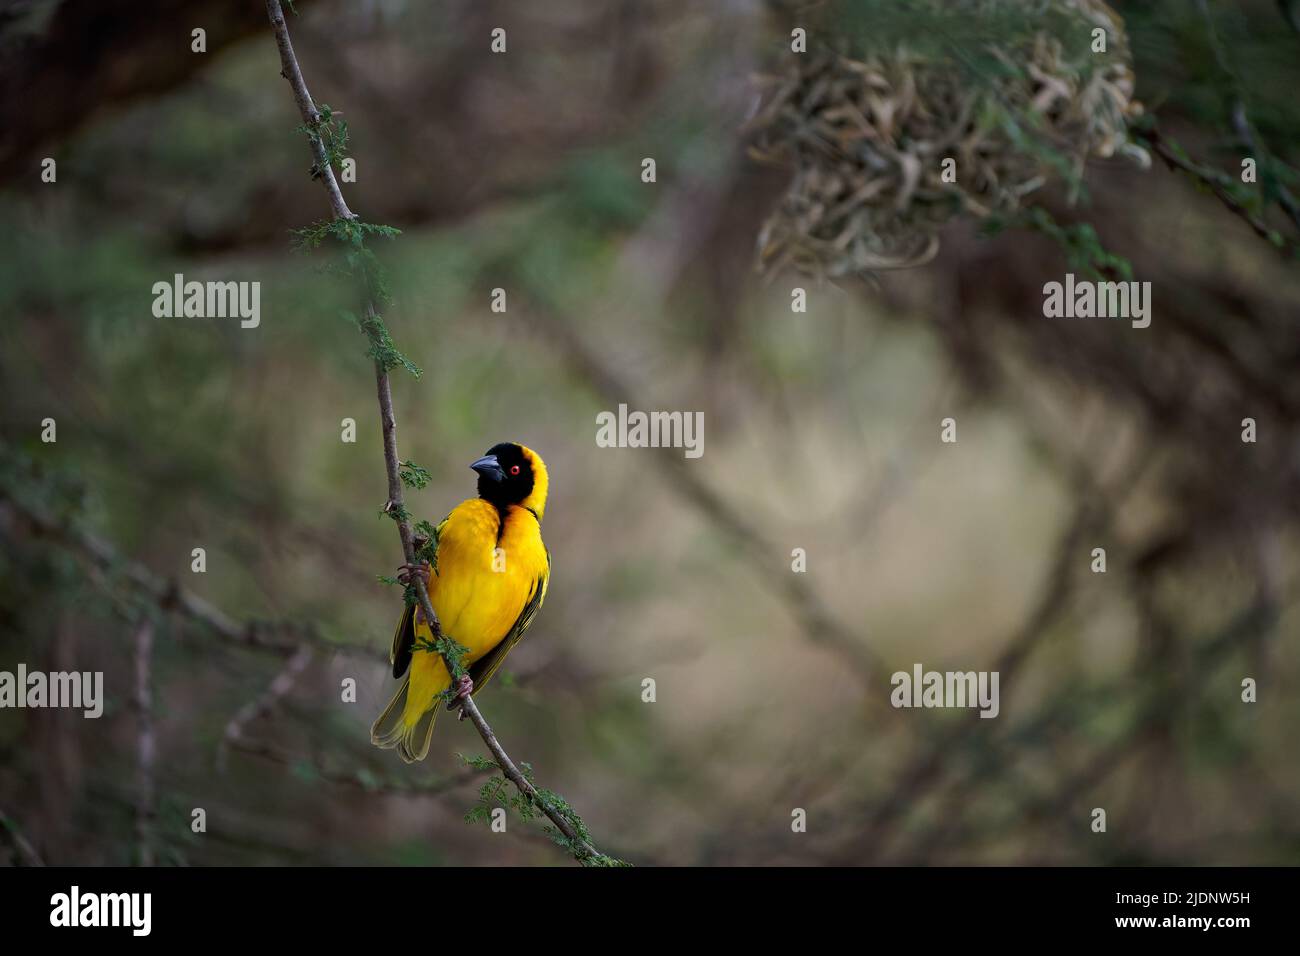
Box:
748 0 1145 277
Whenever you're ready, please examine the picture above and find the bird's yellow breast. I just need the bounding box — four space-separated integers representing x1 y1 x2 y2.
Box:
426 499 547 659
404 499 548 718
405 502 548 717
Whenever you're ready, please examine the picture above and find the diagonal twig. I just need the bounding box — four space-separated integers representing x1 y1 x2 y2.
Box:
225 735 486 797
0 803 45 867
133 617 157 867
0 490 383 664
218 645 315 772
524 302 884 687
1137 123 1299 258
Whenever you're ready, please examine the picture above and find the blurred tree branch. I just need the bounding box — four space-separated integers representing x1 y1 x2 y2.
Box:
912 595 1280 863
0 803 45 866
133 617 156 867
844 500 1098 862
225 735 486 799
522 300 885 687
218 645 315 773
1127 1 1300 257
0 488 383 663
1137 123 1299 258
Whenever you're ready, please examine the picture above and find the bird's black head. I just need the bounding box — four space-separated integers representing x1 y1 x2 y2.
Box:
471 442 537 511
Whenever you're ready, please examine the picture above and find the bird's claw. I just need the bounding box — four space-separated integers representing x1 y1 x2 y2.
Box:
397 561 431 588
449 674 474 719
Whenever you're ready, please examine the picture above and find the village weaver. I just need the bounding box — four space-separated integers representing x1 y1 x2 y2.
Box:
371 443 550 762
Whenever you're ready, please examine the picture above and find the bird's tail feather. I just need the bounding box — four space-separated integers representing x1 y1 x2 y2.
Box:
370 675 440 763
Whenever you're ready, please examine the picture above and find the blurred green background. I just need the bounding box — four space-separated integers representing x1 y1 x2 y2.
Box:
1 0 1299 865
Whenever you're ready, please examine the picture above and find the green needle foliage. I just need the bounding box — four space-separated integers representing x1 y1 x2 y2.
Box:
288 101 414 380
409 634 470 683
457 753 499 772
398 459 433 490
983 206 1133 280
460 758 629 866
413 519 440 574
296 103 350 179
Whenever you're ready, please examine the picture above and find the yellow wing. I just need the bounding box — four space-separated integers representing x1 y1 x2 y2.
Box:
468 547 549 694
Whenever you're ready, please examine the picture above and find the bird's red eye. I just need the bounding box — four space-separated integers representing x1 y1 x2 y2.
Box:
510 465 521 476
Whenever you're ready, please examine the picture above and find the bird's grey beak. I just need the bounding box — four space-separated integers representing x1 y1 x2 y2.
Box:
470 454 505 482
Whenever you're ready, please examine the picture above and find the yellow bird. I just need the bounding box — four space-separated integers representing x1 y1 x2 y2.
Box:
371 443 550 762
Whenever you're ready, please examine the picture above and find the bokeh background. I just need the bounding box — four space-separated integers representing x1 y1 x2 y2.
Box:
2 0 1299 866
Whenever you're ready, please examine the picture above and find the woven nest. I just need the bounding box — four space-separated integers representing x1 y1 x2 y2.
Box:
748 0 1144 276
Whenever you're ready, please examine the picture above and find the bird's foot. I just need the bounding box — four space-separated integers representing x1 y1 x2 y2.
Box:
450 674 474 720
397 561 431 588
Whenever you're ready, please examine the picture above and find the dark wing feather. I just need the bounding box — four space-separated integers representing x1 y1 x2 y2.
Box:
468 549 550 695
390 513 450 679
390 603 415 679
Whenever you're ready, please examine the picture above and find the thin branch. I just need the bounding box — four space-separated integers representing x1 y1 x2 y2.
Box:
264 0 604 863
218 645 315 772
844 448 1151 863
266 2 353 222
133 617 157 867
0 491 383 665
224 737 585 858
0 803 45 867
1229 102 1300 235
1185 0 1300 237
525 302 883 686
1136 123 1298 258
913 596 1277 863
226 735 485 797
843 501 1095 861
